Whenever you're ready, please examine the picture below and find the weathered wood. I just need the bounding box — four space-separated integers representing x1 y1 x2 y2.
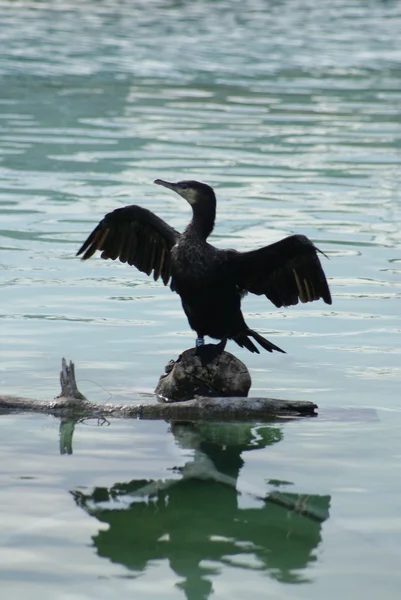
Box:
59 358 87 401
155 347 251 401
0 358 318 420
0 393 317 420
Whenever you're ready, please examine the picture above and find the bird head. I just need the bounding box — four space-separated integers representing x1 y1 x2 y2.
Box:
154 179 216 208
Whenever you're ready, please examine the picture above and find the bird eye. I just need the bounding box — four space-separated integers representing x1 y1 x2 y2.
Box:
180 183 188 190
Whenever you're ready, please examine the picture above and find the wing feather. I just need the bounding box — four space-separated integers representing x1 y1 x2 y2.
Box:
77 205 180 285
230 234 332 307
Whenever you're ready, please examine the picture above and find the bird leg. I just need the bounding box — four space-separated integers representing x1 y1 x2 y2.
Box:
195 338 227 366
196 336 205 347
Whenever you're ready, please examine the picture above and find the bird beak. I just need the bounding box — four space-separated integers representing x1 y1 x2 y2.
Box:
154 179 177 191
154 179 193 204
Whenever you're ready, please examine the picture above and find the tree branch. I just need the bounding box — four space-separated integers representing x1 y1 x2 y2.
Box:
0 358 317 421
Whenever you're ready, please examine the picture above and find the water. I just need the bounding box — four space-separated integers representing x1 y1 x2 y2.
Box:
0 0 400 598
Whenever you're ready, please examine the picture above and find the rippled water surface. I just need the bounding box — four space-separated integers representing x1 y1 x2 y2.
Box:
0 1 400 598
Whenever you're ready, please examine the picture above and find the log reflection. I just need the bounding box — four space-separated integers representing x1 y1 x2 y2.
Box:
71 421 330 599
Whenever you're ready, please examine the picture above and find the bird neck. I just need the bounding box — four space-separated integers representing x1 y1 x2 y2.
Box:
187 203 216 240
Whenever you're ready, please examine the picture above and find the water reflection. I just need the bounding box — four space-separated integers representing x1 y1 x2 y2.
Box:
70 420 330 598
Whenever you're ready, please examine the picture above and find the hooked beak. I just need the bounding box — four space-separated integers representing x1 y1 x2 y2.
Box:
154 178 194 204
154 179 177 191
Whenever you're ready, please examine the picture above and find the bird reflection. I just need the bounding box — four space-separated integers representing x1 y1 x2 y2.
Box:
71 420 330 599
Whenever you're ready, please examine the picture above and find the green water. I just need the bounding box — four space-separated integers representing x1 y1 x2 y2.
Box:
0 1 400 598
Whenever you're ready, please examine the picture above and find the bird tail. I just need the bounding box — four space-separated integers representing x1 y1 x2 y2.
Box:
234 330 285 354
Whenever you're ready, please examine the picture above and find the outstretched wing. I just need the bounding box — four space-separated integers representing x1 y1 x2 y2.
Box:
230 234 332 307
76 205 180 285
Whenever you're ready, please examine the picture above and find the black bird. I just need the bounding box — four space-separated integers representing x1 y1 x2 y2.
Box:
77 179 332 357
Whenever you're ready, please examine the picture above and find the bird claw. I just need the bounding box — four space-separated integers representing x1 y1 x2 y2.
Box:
195 339 227 366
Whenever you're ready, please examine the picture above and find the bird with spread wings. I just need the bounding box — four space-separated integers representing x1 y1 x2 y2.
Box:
77 179 331 357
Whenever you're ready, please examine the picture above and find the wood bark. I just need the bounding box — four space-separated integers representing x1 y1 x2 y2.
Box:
0 358 317 421
155 347 252 401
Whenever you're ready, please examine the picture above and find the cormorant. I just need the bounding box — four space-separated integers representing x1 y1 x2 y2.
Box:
77 179 332 356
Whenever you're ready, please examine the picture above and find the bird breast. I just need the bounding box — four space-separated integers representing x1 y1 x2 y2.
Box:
171 238 222 282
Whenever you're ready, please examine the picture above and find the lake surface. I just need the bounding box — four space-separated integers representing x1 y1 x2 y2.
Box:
0 0 400 598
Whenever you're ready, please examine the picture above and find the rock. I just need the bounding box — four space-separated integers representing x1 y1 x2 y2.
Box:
155 347 252 402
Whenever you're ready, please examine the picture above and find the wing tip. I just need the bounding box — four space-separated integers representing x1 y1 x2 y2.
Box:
324 292 333 305
316 247 330 260
76 246 90 260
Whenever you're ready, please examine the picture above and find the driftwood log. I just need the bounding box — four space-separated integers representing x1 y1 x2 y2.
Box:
0 358 317 420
